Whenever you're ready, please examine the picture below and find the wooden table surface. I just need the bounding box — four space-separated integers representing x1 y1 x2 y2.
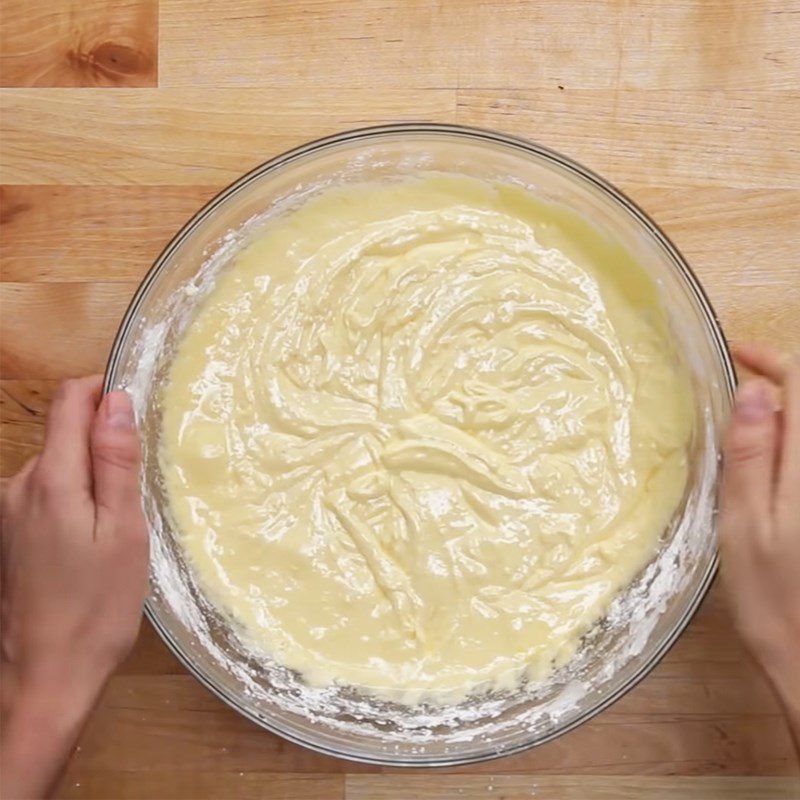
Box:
2 1 800 798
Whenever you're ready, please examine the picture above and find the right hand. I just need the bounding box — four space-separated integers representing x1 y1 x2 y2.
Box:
719 343 800 749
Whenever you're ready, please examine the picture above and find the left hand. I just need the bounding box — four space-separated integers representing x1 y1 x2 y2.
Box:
1 376 149 799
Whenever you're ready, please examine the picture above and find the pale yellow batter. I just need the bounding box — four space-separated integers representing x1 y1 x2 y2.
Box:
160 175 693 703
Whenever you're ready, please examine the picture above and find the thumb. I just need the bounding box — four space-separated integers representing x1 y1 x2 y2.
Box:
90 391 144 523
720 378 778 533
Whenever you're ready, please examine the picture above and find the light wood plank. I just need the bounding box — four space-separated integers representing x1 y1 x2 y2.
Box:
637 187 800 347
57 682 796 776
0 185 218 281
0 185 796 453
159 0 800 91
0 282 137 379
58 770 344 800
59 681 367 776
0 89 456 185
161 0 458 91
1 203 795 385
4 583 791 792
0 0 158 88
345 775 800 800
2 183 797 345
94 631 785 725
2 186 798 290
49 592 797 778
0 185 800 288
2 89 798 189
455 89 800 191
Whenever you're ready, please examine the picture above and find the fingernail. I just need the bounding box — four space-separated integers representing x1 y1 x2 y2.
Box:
736 380 771 422
105 391 135 430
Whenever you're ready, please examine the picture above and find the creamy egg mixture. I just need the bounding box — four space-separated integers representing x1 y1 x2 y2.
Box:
160 175 693 702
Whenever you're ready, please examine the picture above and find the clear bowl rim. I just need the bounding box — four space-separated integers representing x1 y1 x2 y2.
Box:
104 122 736 767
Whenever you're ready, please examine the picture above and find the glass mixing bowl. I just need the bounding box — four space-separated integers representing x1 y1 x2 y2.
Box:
105 123 735 766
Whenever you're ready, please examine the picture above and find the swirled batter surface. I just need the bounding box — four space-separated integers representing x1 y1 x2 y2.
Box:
161 175 693 702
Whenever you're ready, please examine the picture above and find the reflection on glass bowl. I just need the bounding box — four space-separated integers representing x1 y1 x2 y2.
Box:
105 124 734 766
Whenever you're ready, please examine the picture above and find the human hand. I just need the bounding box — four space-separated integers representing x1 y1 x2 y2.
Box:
719 343 800 750
0 376 149 799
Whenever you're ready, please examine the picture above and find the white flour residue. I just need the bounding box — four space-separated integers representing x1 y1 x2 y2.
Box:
110 167 723 762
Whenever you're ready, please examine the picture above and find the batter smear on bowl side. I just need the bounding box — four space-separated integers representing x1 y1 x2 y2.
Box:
159 174 693 704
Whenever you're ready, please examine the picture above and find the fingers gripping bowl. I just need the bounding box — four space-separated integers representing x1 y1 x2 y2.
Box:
105 124 734 765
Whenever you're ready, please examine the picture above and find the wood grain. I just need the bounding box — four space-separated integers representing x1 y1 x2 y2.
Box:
454 90 800 190
0 186 794 392
1 88 796 189
59 771 344 800
346 775 800 799
0 186 218 281
0 379 56 474
0 89 456 185
56 772 800 800
38 585 794 800
0 0 157 88
0 282 138 379
55 686 793 777
159 0 800 91
634 188 800 346
2 0 800 797
2 186 797 285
